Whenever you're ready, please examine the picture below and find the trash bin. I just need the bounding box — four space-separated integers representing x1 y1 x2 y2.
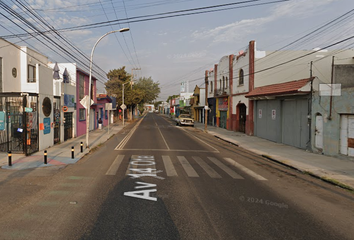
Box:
99 123 102 129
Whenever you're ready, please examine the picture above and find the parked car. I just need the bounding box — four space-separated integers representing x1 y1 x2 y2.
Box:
176 114 194 127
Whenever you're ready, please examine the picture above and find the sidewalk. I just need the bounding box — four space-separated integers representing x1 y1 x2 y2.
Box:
194 122 354 191
0 123 124 171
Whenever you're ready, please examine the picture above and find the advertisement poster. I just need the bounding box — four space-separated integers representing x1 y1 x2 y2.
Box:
0 112 5 131
43 117 51 134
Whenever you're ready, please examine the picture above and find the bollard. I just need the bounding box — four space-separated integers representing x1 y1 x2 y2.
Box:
80 142 83 153
8 151 12 167
44 150 47 164
71 146 74 159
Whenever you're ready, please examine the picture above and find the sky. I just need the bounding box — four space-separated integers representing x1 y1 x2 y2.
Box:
1 0 354 101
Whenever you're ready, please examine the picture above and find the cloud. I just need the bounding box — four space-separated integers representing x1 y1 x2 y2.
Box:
167 50 207 62
190 0 338 44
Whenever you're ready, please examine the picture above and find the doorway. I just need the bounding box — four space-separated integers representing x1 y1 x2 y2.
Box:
238 104 246 133
220 111 227 129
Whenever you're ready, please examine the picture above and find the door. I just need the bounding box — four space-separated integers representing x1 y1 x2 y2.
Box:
220 111 227 129
315 114 323 149
238 104 246 133
53 98 60 144
64 112 73 141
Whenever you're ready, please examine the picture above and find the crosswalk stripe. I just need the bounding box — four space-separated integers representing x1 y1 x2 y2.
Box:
193 156 221 178
106 155 125 175
224 158 267 181
177 156 199 177
162 156 178 176
208 157 244 179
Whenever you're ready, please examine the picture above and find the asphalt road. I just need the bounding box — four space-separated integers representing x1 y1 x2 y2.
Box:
0 113 354 240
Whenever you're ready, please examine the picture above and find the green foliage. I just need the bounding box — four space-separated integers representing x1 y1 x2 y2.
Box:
154 101 163 108
133 77 160 104
105 68 160 108
105 67 131 104
166 94 179 103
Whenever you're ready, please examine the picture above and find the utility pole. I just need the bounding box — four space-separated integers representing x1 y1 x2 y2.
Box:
204 70 208 132
130 68 141 120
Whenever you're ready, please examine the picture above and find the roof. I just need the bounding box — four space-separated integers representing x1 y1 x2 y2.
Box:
245 78 314 98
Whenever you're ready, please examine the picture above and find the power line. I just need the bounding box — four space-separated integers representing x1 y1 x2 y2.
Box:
1 0 290 39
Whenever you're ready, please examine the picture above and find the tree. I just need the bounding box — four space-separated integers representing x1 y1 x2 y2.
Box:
105 68 160 115
167 94 179 103
105 67 131 103
133 77 160 104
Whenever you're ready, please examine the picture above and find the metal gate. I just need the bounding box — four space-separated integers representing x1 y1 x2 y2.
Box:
64 112 73 141
53 97 60 144
220 111 227 129
0 94 39 155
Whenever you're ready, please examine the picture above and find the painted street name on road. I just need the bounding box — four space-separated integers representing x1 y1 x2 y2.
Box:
124 155 163 202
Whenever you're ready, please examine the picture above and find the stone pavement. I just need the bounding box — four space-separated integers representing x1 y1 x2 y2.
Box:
194 121 354 191
0 123 124 171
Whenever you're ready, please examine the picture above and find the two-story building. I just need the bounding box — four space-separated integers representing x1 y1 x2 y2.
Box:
0 38 54 155
191 85 205 123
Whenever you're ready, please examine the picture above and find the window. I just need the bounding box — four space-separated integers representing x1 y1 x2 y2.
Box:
222 76 225 91
28 65 36 82
239 69 244 85
105 110 108 119
79 74 85 99
79 108 86 121
219 79 222 90
210 81 213 92
225 77 228 89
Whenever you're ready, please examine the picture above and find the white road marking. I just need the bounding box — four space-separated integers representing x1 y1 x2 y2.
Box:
162 156 178 177
106 155 125 175
177 156 199 177
193 156 221 178
179 127 220 153
208 157 244 179
155 121 170 150
115 117 144 150
116 149 218 153
224 158 267 181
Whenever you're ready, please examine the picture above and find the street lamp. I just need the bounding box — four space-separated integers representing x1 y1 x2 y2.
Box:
86 27 130 148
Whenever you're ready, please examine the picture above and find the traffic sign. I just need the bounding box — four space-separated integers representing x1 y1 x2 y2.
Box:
120 104 127 110
80 95 94 109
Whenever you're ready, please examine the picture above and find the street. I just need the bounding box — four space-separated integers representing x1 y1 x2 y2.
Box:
0 113 354 240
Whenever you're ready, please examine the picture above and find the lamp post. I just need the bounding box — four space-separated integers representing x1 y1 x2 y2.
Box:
86 28 129 148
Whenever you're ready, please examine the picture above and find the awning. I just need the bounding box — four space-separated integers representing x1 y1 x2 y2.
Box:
245 78 314 100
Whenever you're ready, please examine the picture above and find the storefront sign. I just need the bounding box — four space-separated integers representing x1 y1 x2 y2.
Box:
218 97 228 111
43 117 51 134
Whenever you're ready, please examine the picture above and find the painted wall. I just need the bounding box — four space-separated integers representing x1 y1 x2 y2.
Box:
255 49 354 87
20 47 49 93
76 69 97 137
312 86 354 157
0 39 22 92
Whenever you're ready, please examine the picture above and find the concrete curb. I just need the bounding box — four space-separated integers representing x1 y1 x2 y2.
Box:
196 126 354 192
